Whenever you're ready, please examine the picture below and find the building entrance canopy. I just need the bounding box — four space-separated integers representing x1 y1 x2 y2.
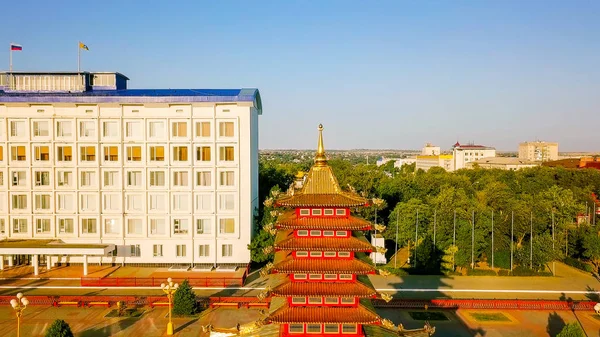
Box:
0 239 114 256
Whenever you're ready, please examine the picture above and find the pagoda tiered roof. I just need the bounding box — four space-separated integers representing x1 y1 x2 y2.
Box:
273 251 375 274
274 230 374 252
270 304 380 324
275 211 372 230
271 280 377 298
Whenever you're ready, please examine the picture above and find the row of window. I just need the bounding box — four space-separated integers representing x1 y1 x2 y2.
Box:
294 251 351 258
292 274 355 281
296 230 349 237
290 297 356 305
4 120 236 140
298 208 347 217
0 144 236 164
149 243 233 258
2 169 236 189
2 192 237 213
288 323 358 334
0 217 237 236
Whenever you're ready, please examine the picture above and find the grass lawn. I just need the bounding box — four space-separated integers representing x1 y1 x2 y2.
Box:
470 312 511 322
105 309 145 318
408 311 449 321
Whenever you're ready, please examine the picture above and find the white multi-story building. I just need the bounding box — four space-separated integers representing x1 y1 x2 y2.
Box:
519 141 559 162
452 142 496 171
0 71 262 273
421 143 440 156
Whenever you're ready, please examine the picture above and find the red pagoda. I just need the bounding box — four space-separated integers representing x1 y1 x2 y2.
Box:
268 124 380 336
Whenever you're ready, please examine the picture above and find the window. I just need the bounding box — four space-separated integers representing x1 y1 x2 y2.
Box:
195 121 210 137
196 171 211 186
80 146 96 161
198 244 210 257
342 324 357 334
128 219 143 235
172 194 188 211
35 194 51 210
221 244 233 257
103 194 120 211
297 230 308 236
336 231 347 237
295 251 308 257
10 146 26 161
176 244 187 257
173 171 189 186
103 121 119 137
312 209 322 216
308 297 322 304
289 324 304 334
57 171 72 187
125 121 142 138
127 194 143 211
324 209 334 216
149 194 166 211
219 122 234 137
219 146 235 161
341 298 355 304
196 146 211 161
0 172 3 185
172 122 187 137
149 146 165 161
309 251 322 257
219 218 235 234
149 171 165 187
0 146 3 161
306 324 321 334
56 146 72 161
103 146 119 161
336 209 346 216
150 218 166 235
58 218 74 234
80 171 96 187
80 194 97 211
149 121 165 138
127 171 142 187
293 274 307 280
130 244 141 257
299 209 310 216
103 171 118 187
36 219 51 233
324 252 336 258
219 194 235 211
309 274 322 280
33 121 49 137
325 297 338 304
291 298 306 304
82 218 97 234
153 244 163 257
323 231 334 237
32 146 50 161
173 219 189 234
338 252 351 258
12 194 27 209
196 195 212 211
196 219 211 234
126 146 142 161
10 121 26 137
219 171 234 186
12 218 28 233
324 324 339 334
104 219 120 234
339 274 352 280
310 230 321 236
35 171 50 186
173 146 188 161
79 121 95 138
56 121 72 137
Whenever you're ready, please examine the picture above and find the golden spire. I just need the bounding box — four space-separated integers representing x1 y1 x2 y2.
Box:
314 124 327 166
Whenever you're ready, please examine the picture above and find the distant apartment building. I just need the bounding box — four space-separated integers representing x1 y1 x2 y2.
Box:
416 154 454 172
467 157 540 170
376 157 416 169
519 141 559 162
453 142 496 171
421 143 440 156
0 71 262 273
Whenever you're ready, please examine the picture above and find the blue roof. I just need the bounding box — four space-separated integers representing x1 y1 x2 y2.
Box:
0 88 262 113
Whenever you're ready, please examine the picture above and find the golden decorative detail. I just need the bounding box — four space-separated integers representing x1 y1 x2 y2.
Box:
259 262 274 278
262 246 274 255
263 223 273 232
381 318 395 329
263 198 274 208
372 197 385 207
376 246 388 254
378 269 391 277
270 210 279 218
380 293 393 303
315 124 327 167
374 224 387 232
268 228 278 236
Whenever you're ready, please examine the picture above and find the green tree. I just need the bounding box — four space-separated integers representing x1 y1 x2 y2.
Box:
582 228 600 271
172 280 198 316
45 319 74 337
556 322 585 337
248 187 281 263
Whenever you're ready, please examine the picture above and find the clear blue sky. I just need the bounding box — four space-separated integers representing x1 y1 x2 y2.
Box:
3 1 599 151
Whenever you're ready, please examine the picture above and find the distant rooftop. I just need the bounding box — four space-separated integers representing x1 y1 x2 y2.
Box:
453 142 495 150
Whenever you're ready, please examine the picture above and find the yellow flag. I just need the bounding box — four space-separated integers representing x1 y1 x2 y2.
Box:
79 42 89 51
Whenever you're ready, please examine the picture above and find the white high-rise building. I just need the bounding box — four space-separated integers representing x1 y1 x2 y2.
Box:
0 71 262 273
452 142 496 171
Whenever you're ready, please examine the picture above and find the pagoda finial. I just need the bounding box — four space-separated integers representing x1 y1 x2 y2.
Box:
315 124 327 166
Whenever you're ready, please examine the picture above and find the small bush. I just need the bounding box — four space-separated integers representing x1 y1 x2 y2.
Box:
381 266 410 276
498 269 511 276
511 266 552 277
557 322 585 337
45 319 74 337
173 280 198 316
466 268 497 276
563 257 594 273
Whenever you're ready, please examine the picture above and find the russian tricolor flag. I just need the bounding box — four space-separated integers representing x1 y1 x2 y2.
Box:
10 44 22 51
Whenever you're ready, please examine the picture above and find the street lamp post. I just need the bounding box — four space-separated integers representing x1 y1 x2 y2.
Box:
161 277 179 335
10 292 28 337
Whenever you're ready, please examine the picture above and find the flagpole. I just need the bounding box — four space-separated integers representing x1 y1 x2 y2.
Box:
78 42 80 73
9 43 13 72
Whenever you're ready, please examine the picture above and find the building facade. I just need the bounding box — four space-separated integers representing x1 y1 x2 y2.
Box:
518 141 559 162
0 71 261 269
452 142 496 171
421 143 440 156
416 154 454 172
467 157 539 170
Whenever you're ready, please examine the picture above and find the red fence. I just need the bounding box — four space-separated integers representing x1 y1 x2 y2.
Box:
0 295 211 308
372 299 597 311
